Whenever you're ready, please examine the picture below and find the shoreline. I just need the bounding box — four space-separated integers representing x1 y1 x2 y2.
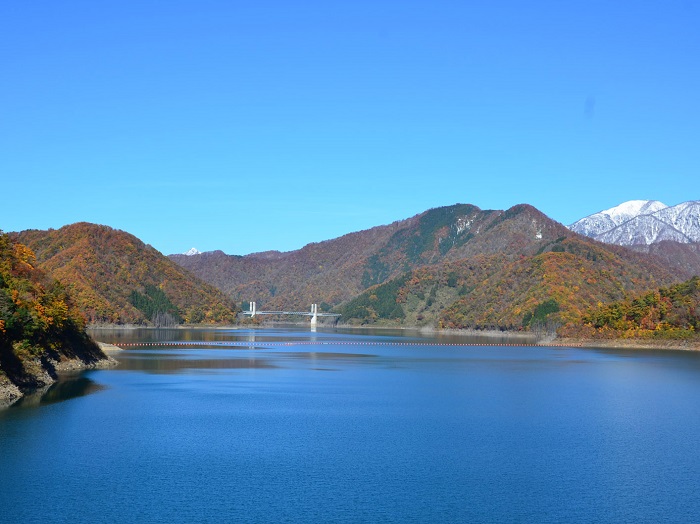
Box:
89 322 700 351
0 348 117 409
96 342 124 352
5 330 698 408
545 337 700 352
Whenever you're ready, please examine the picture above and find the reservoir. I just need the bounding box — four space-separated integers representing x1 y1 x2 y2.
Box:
2 328 700 523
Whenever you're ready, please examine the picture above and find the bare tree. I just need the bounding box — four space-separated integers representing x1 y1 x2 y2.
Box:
152 311 178 328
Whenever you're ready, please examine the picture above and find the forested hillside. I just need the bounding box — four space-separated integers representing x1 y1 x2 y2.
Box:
13 223 238 325
561 276 700 340
629 241 700 278
0 232 110 403
8 203 694 341
172 202 692 336
339 236 678 330
172 203 574 311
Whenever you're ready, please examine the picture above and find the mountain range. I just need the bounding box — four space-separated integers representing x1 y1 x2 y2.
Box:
170 202 695 329
170 204 573 311
3 200 699 402
5 200 700 331
569 200 700 246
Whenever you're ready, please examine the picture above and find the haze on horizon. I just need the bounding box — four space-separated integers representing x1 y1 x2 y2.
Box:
1 1 698 255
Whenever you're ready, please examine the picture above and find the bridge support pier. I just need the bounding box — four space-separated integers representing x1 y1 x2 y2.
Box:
310 303 318 327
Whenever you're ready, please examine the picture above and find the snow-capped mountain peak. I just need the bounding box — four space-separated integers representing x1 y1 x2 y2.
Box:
569 200 667 238
603 200 668 224
184 247 201 256
569 199 700 246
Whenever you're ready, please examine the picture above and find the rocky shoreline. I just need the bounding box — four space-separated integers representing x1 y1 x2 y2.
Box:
0 344 117 409
547 337 700 351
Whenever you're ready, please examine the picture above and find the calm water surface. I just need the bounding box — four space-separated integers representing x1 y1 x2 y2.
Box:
2 328 700 523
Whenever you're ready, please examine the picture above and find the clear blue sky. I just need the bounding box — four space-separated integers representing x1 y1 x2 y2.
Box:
2 1 698 255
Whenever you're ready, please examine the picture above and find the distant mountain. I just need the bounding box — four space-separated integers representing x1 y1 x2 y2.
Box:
184 247 201 256
628 241 700 279
7 199 694 335
170 203 574 311
170 202 689 332
338 236 679 329
569 200 700 245
654 201 700 241
12 223 238 325
568 200 668 238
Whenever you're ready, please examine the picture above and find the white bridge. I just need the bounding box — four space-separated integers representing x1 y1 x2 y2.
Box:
241 302 341 326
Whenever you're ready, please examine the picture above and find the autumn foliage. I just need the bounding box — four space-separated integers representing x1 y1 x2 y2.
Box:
0 231 103 379
340 236 680 332
12 223 238 325
561 276 700 340
173 203 578 312
169 202 695 338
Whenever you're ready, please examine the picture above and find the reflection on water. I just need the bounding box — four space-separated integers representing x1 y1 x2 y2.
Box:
10 376 105 409
277 352 376 359
3 327 700 523
116 352 279 373
88 326 539 347
113 348 380 375
88 326 339 345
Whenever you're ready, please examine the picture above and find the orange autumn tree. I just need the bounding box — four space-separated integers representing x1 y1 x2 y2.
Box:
0 231 97 361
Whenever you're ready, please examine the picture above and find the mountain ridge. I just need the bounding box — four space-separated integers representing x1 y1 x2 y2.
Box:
8 201 698 334
169 202 693 331
170 203 573 311
570 200 700 245
339 235 680 329
12 223 239 325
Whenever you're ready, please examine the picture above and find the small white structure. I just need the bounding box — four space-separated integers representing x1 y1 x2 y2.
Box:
310 303 318 327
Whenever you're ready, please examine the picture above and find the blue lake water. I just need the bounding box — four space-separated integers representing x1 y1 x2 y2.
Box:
2 328 700 523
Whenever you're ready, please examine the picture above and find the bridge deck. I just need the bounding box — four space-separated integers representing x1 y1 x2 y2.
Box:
241 311 340 317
